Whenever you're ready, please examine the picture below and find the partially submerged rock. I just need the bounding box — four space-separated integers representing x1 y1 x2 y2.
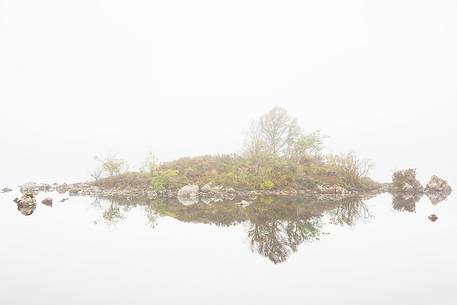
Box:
1 187 12 193
13 192 37 216
392 169 424 193
428 214 438 222
177 185 199 199
41 197 53 207
425 176 452 204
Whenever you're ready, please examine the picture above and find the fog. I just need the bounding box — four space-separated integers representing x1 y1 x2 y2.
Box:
1 0 456 186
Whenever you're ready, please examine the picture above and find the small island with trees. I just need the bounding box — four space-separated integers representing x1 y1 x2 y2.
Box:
8 107 452 210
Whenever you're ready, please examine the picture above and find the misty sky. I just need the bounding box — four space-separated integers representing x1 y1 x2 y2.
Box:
1 0 456 186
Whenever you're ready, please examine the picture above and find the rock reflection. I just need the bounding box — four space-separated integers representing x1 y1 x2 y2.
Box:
13 192 37 216
392 193 423 212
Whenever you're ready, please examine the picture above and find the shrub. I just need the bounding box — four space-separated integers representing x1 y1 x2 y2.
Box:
260 180 275 190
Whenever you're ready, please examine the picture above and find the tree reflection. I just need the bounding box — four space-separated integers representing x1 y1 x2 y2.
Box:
329 197 372 226
248 218 321 264
102 202 126 226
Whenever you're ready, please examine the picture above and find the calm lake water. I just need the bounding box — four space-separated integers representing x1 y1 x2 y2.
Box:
1 189 456 305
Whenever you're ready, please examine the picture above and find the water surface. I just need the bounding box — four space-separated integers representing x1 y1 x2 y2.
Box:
0 190 455 305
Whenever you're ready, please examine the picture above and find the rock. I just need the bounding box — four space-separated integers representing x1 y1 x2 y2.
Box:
56 183 69 194
13 193 37 216
201 183 213 193
1 187 12 193
60 198 69 202
392 169 424 193
425 175 452 193
424 176 452 205
235 200 251 207
177 185 199 199
316 185 350 195
146 191 157 200
428 214 438 222
41 197 53 207
20 182 52 194
68 188 80 196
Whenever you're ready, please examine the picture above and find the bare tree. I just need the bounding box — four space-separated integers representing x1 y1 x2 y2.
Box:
247 107 301 156
89 166 104 181
94 154 128 177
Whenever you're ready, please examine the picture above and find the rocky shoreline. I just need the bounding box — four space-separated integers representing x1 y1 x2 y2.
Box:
4 169 452 208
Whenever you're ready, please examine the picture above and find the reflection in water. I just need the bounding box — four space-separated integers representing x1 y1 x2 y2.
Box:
392 193 423 213
13 193 37 216
90 195 373 263
329 197 372 226
8 190 451 264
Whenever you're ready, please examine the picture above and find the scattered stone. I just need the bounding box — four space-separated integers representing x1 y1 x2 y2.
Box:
56 183 69 193
69 188 80 196
428 214 438 222
392 169 424 193
41 197 53 207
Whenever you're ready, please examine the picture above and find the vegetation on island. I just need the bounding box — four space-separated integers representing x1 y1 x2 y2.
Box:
91 107 376 192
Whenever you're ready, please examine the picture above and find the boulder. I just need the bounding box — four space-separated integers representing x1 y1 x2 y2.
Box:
13 193 37 216
424 176 452 205
177 185 199 199
41 197 53 207
425 176 452 194
391 169 424 193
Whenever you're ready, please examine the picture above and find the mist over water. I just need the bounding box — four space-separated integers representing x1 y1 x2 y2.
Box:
1 0 456 187
1 1 457 304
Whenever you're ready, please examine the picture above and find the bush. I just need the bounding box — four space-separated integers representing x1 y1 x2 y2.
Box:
151 169 187 191
260 180 275 190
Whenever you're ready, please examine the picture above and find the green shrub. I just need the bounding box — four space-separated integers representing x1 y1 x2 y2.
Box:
260 180 275 190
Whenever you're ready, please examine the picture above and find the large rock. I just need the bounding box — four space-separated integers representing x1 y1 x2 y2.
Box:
13 193 37 216
391 169 424 193
41 197 53 207
177 185 199 199
425 176 452 205
425 176 452 193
